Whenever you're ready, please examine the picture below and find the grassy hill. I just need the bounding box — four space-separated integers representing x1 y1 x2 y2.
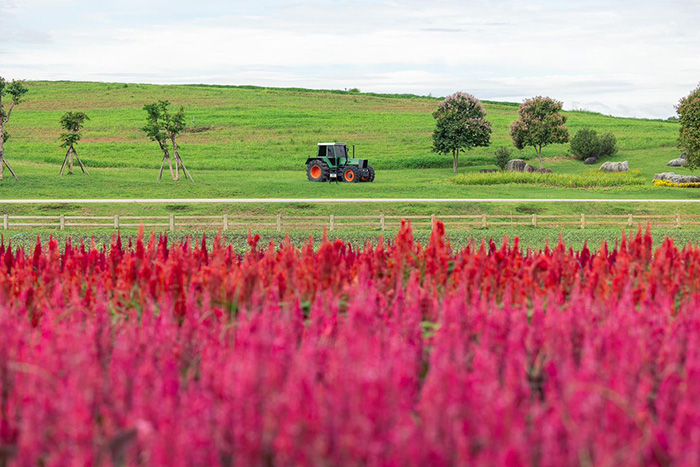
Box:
0 81 694 214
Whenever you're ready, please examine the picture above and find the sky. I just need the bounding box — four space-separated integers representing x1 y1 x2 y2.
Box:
1 0 699 119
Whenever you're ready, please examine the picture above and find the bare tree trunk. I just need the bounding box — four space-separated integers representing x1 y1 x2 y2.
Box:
68 146 74 175
0 122 4 180
170 135 180 181
453 148 459 173
537 145 543 169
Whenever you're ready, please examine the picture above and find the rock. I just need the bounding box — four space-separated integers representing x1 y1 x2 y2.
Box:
653 172 700 184
507 159 528 172
538 168 553 173
681 153 688 160
524 164 538 173
584 156 597 165
479 169 499 173
667 158 688 167
600 161 629 172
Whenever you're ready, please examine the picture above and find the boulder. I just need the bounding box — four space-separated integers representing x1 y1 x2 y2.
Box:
479 169 499 173
507 159 528 172
653 172 700 184
538 168 553 173
524 164 538 173
600 161 629 172
667 157 687 167
584 156 597 165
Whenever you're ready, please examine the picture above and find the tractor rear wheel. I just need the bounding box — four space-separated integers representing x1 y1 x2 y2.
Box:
342 167 358 183
307 160 329 182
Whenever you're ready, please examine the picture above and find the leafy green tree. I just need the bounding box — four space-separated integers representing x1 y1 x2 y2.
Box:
0 77 28 180
142 100 193 181
433 92 492 173
598 131 618 158
676 85 700 170
510 96 569 169
59 111 90 175
494 147 512 171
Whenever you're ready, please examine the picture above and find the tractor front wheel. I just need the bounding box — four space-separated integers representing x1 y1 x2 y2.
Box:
343 167 358 183
361 166 375 182
307 160 329 182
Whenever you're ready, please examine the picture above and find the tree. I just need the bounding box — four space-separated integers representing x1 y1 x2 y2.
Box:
676 85 700 170
510 96 569 169
433 92 492 173
0 77 28 180
142 100 193 182
59 111 90 175
494 147 512 171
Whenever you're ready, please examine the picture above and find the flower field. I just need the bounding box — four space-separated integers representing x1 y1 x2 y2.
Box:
1 223 699 465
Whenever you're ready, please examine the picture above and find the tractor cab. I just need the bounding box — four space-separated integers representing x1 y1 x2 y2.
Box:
306 143 375 183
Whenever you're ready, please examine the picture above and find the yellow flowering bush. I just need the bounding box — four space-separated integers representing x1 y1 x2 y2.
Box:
652 179 700 188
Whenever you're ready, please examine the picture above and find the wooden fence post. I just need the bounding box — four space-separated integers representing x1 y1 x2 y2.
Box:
532 214 537 227
169 215 175 232
329 215 335 232
276 214 282 232
628 214 633 227
481 214 487 228
380 214 385 231
580 213 586 230
59 215 65 231
2 214 7 230
431 213 436 226
676 213 681 228
223 214 228 231
114 215 119 229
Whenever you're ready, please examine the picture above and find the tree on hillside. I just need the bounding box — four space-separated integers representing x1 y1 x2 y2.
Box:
0 77 28 180
59 111 90 176
142 100 193 182
677 85 700 170
163 104 193 182
510 96 569 169
432 92 492 173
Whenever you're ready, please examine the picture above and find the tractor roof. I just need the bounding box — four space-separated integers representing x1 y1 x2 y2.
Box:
318 142 346 146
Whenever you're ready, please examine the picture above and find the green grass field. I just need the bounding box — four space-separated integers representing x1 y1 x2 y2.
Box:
1 81 698 240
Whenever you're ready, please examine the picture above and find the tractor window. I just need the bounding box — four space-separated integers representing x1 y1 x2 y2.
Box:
327 146 335 158
335 145 347 158
318 146 327 157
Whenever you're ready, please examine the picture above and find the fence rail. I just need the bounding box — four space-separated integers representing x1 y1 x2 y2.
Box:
1 213 699 232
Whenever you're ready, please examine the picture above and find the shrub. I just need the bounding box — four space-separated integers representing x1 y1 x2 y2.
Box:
570 128 600 160
493 147 512 171
599 131 618 157
570 129 618 160
676 85 700 169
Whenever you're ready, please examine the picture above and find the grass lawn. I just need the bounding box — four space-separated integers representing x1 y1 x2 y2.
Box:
1 81 698 225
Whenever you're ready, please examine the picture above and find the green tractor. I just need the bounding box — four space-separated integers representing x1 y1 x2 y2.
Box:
306 143 375 183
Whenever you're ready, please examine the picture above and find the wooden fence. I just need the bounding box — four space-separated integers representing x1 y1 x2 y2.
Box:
1 213 698 231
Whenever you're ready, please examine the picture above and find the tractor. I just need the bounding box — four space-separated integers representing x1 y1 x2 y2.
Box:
306 143 375 183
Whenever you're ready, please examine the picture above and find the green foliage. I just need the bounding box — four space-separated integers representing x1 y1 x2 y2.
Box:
0 77 29 144
599 131 618 158
570 128 618 161
453 170 644 188
493 147 512 171
510 96 569 168
142 101 169 143
433 92 492 172
59 111 89 148
570 128 601 160
676 85 700 170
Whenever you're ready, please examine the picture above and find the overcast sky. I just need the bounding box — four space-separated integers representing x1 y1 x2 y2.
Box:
2 0 699 118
